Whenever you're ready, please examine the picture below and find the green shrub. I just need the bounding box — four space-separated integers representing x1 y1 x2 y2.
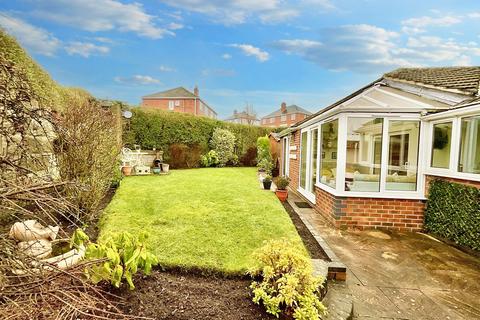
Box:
123 109 274 166
257 136 273 173
249 239 326 320
169 143 206 168
210 128 236 166
200 150 220 167
84 231 159 290
275 176 290 190
425 179 480 250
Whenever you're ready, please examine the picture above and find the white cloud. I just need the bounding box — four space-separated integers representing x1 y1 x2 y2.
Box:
32 0 173 39
274 24 480 73
114 75 161 85
468 12 480 19
65 41 109 57
0 13 60 56
159 65 176 72
401 15 461 34
159 0 332 25
222 53 232 60
230 44 270 62
168 22 184 30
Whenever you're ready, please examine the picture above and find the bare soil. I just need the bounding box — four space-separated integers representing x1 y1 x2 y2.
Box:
118 271 276 320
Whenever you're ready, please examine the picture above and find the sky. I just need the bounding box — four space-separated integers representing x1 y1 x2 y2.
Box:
1 1 480 119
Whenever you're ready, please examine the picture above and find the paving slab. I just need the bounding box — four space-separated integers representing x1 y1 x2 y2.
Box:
289 191 480 320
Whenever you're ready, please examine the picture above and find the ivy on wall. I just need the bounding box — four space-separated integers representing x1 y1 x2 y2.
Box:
425 179 480 250
123 109 278 167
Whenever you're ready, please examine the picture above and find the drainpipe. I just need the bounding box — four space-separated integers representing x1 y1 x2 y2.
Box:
194 98 197 116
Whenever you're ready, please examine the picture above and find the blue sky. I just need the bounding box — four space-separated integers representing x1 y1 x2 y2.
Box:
1 1 480 119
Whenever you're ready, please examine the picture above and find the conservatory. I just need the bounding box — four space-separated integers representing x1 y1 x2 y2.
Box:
279 68 480 231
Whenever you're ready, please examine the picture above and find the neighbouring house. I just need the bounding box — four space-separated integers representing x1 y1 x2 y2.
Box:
279 67 480 232
141 86 217 119
224 109 260 125
261 102 312 127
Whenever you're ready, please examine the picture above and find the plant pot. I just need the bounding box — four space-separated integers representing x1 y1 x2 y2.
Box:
152 167 161 174
263 180 272 190
275 189 288 202
162 164 170 173
121 166 132 176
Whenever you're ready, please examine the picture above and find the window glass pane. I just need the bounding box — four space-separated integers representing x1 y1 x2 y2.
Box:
431 122 452 169
310 129 318 193
300 132 308 188
345 118 383 192
320 120 338 188
386 120 420 191
459 116 480 174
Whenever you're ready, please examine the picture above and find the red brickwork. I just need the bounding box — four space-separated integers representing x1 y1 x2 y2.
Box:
261 113 308 127
313 186 426 232
288 130 300 190
141 98 215 118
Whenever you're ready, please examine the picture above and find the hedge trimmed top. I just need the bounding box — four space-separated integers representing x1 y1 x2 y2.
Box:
124 108 279 162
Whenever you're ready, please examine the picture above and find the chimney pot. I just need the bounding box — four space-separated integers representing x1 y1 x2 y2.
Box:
194 85 199 96
281 102 287 113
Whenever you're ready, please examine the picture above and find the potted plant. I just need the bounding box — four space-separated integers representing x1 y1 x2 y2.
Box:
152 167 161 174
274 176 290 201
121 162 132 176
263 175 272 190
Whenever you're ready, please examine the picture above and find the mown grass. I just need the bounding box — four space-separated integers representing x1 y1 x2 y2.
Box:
99 167 305 275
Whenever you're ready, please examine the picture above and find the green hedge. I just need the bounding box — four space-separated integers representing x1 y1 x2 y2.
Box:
425 179 480 250
123 108 276 168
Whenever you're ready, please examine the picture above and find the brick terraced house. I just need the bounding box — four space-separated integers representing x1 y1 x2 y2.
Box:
278 67 480 232
261 102 312 127
141 86 217 119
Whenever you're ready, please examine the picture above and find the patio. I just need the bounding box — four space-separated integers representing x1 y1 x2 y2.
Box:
287 192 480 320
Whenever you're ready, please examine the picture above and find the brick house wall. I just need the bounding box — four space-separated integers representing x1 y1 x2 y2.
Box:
312 187 425 232
262 113 308 127
141 98 215 118
288 130 300 190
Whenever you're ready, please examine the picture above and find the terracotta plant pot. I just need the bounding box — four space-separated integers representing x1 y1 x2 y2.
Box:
275 189 288 202
121 166 132 176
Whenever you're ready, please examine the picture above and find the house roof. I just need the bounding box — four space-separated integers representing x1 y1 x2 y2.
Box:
142 87 197 99
289 66 480 131
384 67 480 96
262 105 312 118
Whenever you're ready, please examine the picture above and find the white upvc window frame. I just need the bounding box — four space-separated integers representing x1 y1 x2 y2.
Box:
311 112 426 200
281 136 290 177
424 114 480 182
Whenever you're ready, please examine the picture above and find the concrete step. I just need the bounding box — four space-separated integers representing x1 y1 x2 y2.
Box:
322 281 354 320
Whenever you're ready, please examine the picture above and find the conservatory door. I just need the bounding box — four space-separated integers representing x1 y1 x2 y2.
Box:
299 128 318 203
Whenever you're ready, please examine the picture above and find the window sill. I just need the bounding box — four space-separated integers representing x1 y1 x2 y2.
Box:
314 183 426 200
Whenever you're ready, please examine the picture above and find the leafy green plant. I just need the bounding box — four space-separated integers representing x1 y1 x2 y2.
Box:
249 239 326 320
275 176 290 190
200 150 220 167
263 175 272 183
425 179 480 250
210 128 236 167
79 231 158 290
257 136 273 173
123 109 275 167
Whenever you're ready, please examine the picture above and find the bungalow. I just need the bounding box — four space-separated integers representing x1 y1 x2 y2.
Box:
279 67 480 232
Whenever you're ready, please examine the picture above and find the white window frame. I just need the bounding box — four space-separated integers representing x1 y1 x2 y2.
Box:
282 137 290 177
281 115 287 122
269 117 274 124
168 100 174 110
311 113 426 200
175 100 180 106
291 114 296 121
425 114 480 182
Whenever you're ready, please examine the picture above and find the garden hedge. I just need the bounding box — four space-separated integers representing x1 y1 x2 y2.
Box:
425 179 480 250
123 108 278 168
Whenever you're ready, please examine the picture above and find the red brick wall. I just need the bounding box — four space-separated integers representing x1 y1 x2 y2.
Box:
288 130 300 190
141 98 214 118
261 113 308 127
312 186 425 232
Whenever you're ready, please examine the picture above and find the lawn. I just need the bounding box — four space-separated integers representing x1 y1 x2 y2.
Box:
99 167 305 275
